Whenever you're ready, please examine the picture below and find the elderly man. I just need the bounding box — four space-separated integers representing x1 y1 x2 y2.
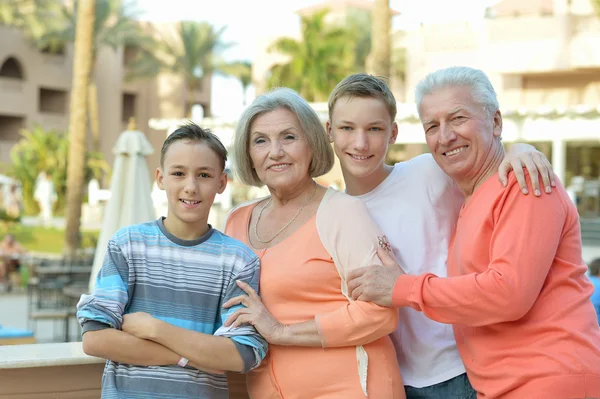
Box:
348 66 600 399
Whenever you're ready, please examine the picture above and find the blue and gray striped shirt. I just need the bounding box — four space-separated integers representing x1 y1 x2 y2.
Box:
77 218 267 399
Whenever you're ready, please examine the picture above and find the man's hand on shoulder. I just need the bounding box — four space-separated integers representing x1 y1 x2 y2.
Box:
347 248 404 307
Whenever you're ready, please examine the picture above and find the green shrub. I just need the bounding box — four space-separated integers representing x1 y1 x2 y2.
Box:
8 125 109 215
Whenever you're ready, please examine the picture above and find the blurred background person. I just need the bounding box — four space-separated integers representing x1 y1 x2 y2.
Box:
0 234 26 291
33 171 57 228
5 184 22 219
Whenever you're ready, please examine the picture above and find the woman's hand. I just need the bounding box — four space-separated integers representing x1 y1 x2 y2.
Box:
122 312 160 340
223 280 288 345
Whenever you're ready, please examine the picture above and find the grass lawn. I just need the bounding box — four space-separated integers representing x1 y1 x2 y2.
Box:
0 224 99 254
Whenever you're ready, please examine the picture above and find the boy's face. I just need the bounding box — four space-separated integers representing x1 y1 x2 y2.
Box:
156 140 227 230
327 96 398 181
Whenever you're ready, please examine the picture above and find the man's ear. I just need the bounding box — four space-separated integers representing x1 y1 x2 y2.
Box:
156 167 165 190
493 110 503 139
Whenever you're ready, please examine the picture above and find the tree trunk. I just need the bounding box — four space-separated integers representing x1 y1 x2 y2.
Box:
182 78 190 118
187 82 195 118
242 85 248 106
88 81 100 151
369 0 391 78
64 0 95 256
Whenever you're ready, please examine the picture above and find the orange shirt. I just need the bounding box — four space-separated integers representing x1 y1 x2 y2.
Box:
226 189 404 399
392 173 600 399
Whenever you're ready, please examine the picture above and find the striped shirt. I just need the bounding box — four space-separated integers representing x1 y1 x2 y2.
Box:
77 218 267 399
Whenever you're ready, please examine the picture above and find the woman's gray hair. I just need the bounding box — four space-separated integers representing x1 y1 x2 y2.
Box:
232 87 334 187
415 66 500 118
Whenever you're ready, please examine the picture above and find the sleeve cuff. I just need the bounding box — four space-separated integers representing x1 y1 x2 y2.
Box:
314 315 328 348
231 340 257 373
392 275 419 307
314 309 347 348
81 320 111 334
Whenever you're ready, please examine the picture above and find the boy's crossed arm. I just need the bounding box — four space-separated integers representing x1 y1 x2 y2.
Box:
82 324 180 366
121 313 246 373
83 323 221 373
121 257 268 374
77 240 209 371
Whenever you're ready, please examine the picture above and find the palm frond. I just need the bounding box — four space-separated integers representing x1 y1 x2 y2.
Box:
266 9 355 101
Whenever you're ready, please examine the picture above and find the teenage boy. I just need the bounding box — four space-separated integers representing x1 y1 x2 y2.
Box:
326 74 554 398
77 122 267 399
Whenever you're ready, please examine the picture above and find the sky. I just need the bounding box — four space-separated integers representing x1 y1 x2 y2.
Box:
137 0 499 118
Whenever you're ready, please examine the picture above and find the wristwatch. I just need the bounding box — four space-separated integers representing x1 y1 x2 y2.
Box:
177 357 189 367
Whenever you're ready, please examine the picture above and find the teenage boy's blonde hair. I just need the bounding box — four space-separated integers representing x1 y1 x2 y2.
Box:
328 74 397 122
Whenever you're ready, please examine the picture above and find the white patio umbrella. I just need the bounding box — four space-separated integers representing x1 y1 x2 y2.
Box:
89 128 155 291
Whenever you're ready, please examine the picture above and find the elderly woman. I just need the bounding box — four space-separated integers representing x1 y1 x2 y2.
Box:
349 67 600 399
223 88 404 399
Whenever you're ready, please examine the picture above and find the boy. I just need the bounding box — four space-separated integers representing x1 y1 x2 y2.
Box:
77 122 267 399
326 74 554 398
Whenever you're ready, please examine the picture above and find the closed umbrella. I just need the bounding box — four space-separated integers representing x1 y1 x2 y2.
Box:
89 128 155 291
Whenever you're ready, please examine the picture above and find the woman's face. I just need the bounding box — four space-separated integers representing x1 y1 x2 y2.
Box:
249 108 313 192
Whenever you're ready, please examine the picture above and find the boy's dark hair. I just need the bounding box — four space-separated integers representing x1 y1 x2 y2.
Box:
328 73 397 122
590 258 600 276
160 122 227 171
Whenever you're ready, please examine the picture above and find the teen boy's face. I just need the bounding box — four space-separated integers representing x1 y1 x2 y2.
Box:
156 140 227 230
327 96 398 181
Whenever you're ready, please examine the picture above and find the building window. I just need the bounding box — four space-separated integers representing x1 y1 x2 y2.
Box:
39 87 67 114
0 115 25 141
122 93 137 122
40 43 66 55
190 103 205 121
185 102 207 119
0 57 25 79
0 115 25 163
123 45 138 66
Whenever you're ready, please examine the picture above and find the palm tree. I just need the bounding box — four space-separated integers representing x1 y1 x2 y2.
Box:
65 0 95 256
267 10 354 102
0 1 21 25
130 21 231 117
21 0 147 61
369 0 391 78
222 60 252 106
392 47 406 84
593 0 600 16
0 0 39 27
10 125 108 215
345 9 372 72
17 0 154 150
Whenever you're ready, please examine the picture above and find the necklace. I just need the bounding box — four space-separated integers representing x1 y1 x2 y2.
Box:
253 183 317 244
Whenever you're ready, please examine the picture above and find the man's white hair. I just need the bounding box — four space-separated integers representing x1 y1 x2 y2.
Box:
415 66 499 118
